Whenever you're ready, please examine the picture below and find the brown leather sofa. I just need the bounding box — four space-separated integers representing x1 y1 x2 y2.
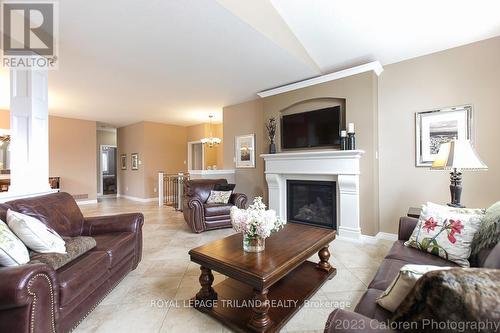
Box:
0 192 144 333
324 216 500 333
183 179 247 233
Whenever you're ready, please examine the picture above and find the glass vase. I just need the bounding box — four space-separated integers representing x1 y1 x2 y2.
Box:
243 234 265 252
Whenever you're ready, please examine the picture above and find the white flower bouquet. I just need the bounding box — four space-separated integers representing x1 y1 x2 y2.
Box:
230 197 286 252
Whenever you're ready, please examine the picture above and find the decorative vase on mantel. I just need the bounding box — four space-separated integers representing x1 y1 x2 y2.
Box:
269 139 276 154
230 197 286 253
266 117 278 154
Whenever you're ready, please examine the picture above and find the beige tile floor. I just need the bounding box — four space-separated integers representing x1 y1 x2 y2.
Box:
74 198 393 333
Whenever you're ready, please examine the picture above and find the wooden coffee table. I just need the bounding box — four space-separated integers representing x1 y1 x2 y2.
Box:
188 223 337 333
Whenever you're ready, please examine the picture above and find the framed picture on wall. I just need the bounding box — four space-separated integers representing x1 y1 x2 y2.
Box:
120 154 127 170
131 153 139 170
415 105 473 167
235 134 255 168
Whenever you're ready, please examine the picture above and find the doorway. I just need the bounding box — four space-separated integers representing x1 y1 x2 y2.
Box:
187 141 204 170
100 145 117 195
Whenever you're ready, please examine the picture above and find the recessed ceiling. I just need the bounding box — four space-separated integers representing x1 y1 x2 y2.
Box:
270 0 500 72
2 0 499 127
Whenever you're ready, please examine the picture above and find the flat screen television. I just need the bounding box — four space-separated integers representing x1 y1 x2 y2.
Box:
281 106 341 149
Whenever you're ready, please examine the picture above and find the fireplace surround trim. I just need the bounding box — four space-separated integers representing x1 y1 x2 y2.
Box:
261 150 364 241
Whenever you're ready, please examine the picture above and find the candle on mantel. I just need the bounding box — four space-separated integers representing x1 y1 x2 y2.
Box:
348 123 355 133
340 130 347 137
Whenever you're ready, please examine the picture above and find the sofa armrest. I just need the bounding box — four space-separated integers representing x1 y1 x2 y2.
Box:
230 193 248 208
0 263 57 333
82 213 144 236
185 197 206 233
398 216 418 241
324 309 395 333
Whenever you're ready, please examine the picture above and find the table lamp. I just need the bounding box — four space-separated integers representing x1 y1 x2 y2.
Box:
431 139 488 207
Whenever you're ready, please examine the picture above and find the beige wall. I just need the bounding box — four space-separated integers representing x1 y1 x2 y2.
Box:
143 122 188 198
118 121 188 199
117 123 146 198
49 116 97 201
0 110 9 129
223 99 266 202
186 123 224 170
96 129 117 193
378 36 500 233
262 72 379 236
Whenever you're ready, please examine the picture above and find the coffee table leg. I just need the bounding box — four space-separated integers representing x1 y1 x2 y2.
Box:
249 288 272 329
317 246 332 272
196 266 217 301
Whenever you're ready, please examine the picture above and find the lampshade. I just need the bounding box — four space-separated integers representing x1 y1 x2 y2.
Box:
431 140 488 170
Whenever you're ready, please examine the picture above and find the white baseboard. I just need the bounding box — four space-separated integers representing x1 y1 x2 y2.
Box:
358 232 398 244
375 232 398 241
76 199 98 205
117 194 157 203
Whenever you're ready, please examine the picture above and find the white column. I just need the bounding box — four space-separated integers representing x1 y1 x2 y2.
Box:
158 172 164 207
265 173 285 218
8 68 51 194
337 174 362 240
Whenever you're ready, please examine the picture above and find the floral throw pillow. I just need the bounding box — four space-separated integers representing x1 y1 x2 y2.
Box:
405 202 485 267
206 190 232 204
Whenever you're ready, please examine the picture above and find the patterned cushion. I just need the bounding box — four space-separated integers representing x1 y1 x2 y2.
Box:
206 190 232 204
0 220 30 266
29 236 96 270
405 202 484 267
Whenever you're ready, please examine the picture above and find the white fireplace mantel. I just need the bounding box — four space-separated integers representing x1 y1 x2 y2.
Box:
261 150 364 241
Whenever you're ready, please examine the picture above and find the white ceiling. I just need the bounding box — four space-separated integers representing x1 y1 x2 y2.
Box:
1 0 499 127
271 0 500 72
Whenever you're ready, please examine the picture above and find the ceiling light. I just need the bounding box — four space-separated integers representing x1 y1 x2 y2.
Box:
201 115 221 148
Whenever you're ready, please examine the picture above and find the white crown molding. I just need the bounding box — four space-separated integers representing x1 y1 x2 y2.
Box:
257 61 383 98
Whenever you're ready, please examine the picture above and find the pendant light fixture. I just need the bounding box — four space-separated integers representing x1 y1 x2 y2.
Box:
200 115 221 148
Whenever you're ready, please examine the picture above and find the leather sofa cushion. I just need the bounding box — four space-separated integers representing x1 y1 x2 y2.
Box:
385 241 459 267
369 243 456 291
204 204 232 217
355 288 392 321
368 258 408 291
30 236 96 270
205 218 231 229
7 192 84 237
57 251 109 306
91 232 135 267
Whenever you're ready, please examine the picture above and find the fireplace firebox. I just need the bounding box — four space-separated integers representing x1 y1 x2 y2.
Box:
286 180 336 229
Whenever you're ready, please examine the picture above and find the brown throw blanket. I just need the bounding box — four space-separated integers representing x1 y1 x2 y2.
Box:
392 268 500 333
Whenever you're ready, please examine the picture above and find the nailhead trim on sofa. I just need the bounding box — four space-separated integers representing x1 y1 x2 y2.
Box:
27 273 56 333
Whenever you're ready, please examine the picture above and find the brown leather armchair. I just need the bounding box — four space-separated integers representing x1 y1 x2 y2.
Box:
0 192 143 333
183 179 247 233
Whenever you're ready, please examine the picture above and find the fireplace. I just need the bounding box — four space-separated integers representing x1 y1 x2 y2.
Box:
287 180 336 229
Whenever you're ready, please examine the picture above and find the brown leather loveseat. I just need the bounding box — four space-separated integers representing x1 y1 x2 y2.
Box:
324 216 500 333
0 192 144 333
183 179 247 233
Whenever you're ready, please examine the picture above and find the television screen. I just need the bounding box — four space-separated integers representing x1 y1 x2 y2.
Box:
281 106 341 149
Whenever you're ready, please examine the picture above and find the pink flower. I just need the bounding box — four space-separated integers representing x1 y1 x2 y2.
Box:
423 217 438 233
447 232 457 244
446 219 463 244
449 219 463 234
